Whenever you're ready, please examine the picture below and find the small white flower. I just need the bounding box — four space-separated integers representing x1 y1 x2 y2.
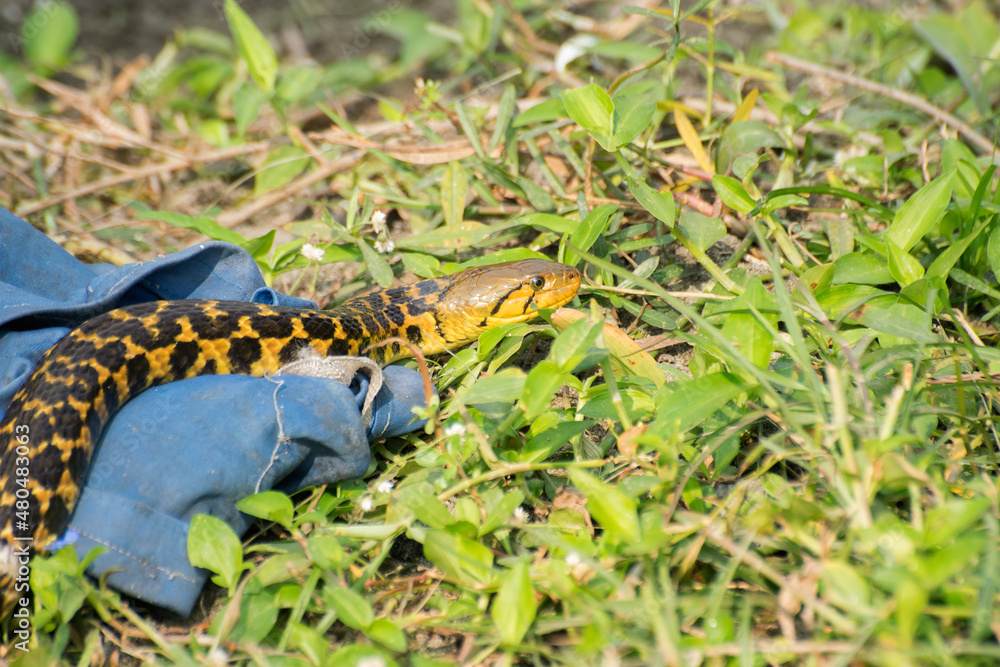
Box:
371 209 387 235
301 243 324 262
374 239 395 254
359 497 374 512
511 506 529 526
443 422 466 437
564 551 581 566
206 647 229 667
357 657 386 667
377 479 395 494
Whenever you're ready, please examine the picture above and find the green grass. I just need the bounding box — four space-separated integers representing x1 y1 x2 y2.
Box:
4 0 1000 664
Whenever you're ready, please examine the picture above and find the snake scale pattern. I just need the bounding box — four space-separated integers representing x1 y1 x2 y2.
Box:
0 258 581 616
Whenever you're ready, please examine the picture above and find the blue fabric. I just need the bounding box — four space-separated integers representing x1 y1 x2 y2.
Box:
0 207 430 615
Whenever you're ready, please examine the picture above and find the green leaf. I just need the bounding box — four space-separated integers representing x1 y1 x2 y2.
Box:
522 421 594 462
479 490 526 537
719 278 778 369
928 218 989 281
401 252 441 279
356 237 395 288
233 82 271 135
629 178 676 227
325 585 375 630
610 93 656 149
884 239 925 287
520 361 570 420
366 618 408 653
759 193 808 214
493 562 537 645
255 145 311 195
549 314 605 372
712 175 756 215
855 304 937 344
562 84 614 148
515 213 578 235
715 121 790 174
650 372 753 438
188 514 246 595
422 529 495 585
569 469 641 543
441 161 469 227
884 173 955 252
225 0 277 92
460 368 526 406
240 230 276 260
513 98 567 127
235 491 294 531
566 204 618 265
676 210 726 252
134 210 246 245
21 2 78 70
832 252 893 286
396 486 456 529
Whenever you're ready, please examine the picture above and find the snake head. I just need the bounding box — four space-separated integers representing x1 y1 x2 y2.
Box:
433 259 581 344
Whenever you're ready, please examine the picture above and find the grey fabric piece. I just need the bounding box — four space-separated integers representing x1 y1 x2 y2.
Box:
276 352 384 429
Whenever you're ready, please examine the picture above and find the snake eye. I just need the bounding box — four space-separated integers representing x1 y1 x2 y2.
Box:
528 275 545 291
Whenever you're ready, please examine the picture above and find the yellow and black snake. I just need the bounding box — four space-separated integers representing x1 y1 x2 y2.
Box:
0 258 581 616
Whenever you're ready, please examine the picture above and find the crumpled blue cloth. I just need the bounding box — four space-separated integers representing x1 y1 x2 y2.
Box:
0 207 429 615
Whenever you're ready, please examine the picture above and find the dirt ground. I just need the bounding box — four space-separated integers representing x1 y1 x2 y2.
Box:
0 0 452 64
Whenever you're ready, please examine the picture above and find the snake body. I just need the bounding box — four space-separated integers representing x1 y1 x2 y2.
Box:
0 258 580 616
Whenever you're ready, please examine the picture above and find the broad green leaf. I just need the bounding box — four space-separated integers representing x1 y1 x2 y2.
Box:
479 490 526 536
455 249 550 270
712 175 756 215
549 315 605 372
677 210 726 252
396 221 494 250
493 562 537 645
522 420 594 462
240 230 275 260
520 361 571 419
987 225 1000 281
441 161 469 227
629 178 676 227
760 193 808 214
366 618 408 653
569 469 641 543
821 561 871 610
565 204 618 265
235 491 294 530
356 237 394 288
422 529 495 585
928 218 989 281
719 278 778 369
832 252 893 286
21 2 78 69
325 585 375 630
219 583 278 644
255 145 311 195
395 486 456 529
923 498 991 549
288 622 328 665
401 252 441 278
134 210 246 245
188 514 246 594
460 367 526 406
856 303 937 344
610 93 656 149
715 121 790 174
516 213 578 235
562 84 614 148
225 0 277 92
885 239 925 287
513 98 567 127
884 173 955 252
650 372 753 438
814 284 894 320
